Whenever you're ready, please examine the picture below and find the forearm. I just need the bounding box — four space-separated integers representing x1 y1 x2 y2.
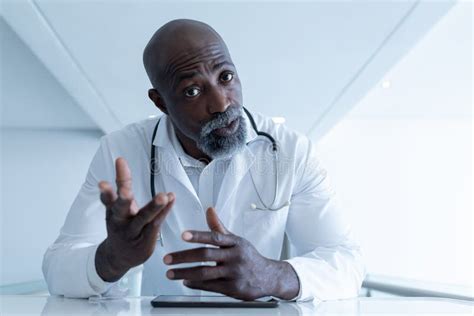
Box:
267 259 300 300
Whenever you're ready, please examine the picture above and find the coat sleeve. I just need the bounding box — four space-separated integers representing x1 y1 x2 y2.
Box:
42 136 121 298
284 139 366 302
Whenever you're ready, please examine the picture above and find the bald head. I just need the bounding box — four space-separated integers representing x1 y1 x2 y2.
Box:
143 19 243 161
143 19 230 90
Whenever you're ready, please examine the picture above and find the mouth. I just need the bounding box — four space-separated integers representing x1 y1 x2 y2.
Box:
212 117 240 137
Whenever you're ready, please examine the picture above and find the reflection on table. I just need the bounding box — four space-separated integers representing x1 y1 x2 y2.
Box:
0 295 473 315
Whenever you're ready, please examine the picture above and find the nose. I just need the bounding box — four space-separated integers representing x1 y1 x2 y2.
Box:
207 85 230 114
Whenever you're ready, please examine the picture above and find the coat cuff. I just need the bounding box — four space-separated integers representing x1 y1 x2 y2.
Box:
284 258 317 302
86 244 116 294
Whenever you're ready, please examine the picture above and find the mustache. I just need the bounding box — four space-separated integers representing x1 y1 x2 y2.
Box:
200 106 243 137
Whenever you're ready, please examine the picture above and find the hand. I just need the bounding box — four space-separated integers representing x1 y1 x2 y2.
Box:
163 207 300 300
95 157 175 282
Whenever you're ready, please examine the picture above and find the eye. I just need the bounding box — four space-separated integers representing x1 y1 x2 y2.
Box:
220 72 234 83
184 87 201 98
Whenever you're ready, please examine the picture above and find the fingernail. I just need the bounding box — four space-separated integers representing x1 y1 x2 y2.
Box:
155 194 167 206
182 231 193 241
98 183 105 191
163 255 172 264
166 270 174 279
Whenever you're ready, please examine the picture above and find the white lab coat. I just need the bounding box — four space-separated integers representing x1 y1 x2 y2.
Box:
42 112 365 302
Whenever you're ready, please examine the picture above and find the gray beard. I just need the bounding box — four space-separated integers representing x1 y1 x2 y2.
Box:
196 107 247 159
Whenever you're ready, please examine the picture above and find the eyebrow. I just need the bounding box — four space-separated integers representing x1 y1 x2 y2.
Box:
172 71 199 90
212 60 234 71
172 60 234 90
176 71 198 84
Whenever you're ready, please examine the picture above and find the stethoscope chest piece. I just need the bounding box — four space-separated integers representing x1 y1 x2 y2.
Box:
250 200 291 211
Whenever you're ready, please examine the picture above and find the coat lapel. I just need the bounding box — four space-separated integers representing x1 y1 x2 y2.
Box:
214 112 258 220
214 146 255 226
151 115 200 204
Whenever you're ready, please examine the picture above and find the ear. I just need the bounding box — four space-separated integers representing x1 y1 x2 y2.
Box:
148 88 169 115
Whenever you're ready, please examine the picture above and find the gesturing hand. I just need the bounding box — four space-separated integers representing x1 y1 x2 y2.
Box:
163 207 300 301
96 157 175 282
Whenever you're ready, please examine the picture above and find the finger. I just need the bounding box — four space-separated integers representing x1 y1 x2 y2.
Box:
183 279 234 297
167 265 228 281
206 207 229 234
115 157 133 200
99 181 117 208
163 247 228 265
140 192 175 240
151 192 175 227
181 230 237 247
130 199 139 216
112 191 134 219
129 193 169 237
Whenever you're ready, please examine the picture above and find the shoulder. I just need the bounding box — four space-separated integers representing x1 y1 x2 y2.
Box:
249 110 312 160
101 116 162 150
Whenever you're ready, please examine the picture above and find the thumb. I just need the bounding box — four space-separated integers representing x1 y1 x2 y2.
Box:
206 207 229 234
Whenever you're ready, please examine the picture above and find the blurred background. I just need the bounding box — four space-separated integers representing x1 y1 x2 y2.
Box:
1 0 472 299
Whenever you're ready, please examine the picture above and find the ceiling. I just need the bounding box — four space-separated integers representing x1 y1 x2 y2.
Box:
347 1 472 121
1 0 455 138
0 18 98 130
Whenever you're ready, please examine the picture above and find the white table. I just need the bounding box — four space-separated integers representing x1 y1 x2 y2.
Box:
1 295 473 315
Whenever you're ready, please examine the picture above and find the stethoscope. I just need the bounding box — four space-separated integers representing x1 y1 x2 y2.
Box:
150 108 290 244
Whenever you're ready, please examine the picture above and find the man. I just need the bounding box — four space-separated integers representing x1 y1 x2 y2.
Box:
43 19 365 302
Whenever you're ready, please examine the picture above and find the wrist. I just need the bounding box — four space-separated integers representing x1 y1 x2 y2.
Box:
267 259 300 300
95 240 129 282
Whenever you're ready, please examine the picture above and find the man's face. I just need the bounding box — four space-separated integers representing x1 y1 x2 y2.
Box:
158 41 246 159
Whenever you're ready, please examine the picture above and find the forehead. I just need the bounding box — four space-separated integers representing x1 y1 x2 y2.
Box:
161 41 233 90
164 42 230 76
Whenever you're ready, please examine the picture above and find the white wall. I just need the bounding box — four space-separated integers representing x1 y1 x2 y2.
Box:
318 3 472 287
320 119 471 286
0 18 103 285
0 129 101 285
